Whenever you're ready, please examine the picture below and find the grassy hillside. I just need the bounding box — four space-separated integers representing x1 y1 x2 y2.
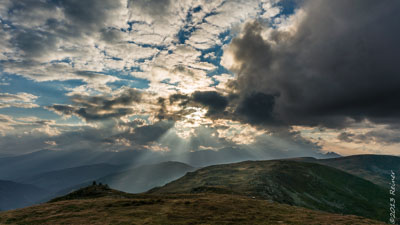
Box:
0 185 385 225
149 160 390 222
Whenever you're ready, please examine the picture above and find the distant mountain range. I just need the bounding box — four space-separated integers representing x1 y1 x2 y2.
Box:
0 149 158 180
0 148 341 180
38 161 196 201
15 163 125 192
0 161 195 210
0 180 48 211
97 161 195 193
0 153 15 158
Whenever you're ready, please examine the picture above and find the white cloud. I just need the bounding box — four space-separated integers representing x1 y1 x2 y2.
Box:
0 92 39 108
0 114 61 136
0 0 281 97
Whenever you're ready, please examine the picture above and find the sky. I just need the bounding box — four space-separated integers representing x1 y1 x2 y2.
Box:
0 0 399 158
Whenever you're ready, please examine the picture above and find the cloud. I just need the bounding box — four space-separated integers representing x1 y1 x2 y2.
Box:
0 114 16 134
157 90 230 121
192 91 228 115
47 88 142 121
5 0 127 58
223 0 400 128
338 128 400 145
0 0 277 97
235 92 277 125
4 0 399 157
0 92 39 108
0 115 60 137
337 132 355 143
13 29 58 59
162 90 280 127
117 120 174 145
0 113 174 154
7 0 126 35
248 128 323 159
0 0 130 91
0 112 327 160
128 0 171 18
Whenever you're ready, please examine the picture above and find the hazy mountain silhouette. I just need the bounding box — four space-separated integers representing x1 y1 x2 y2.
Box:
16 163 125 192
0 149 160 180
29 161 196 203
0 180 48 211
96 161 195 193
0 148 341 180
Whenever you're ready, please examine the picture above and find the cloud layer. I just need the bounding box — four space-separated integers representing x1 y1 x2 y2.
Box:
1 0 399 158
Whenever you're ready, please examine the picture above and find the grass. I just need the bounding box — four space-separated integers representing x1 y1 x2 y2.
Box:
149 160 391 222
0 193 386 225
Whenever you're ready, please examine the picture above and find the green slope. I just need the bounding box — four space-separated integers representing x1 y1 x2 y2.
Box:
317 154 400 189
149 160 390 222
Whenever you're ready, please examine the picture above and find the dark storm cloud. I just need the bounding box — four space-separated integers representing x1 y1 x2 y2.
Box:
192 91 228 115
160 90 281 126
47 88 142 121
235 92 277 125
226 0 400 128
169 93 190 105
158 91 229 120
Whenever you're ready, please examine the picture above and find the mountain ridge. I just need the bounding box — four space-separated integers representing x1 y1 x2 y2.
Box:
0 180 48 211
291 154 400 189
149 159 391 222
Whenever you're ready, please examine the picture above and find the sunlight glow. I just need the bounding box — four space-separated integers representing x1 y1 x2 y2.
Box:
174 107 210 139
